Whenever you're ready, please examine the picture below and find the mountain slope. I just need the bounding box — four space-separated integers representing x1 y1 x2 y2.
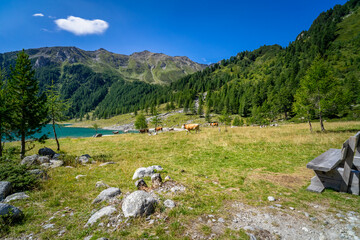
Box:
0 47 206 85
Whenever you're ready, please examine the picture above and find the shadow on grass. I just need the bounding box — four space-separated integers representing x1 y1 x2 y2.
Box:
314 128 360 134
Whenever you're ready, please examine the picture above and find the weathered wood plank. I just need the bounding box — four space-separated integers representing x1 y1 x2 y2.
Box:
307 148 342 171
307 176 325 193
340 135 359 192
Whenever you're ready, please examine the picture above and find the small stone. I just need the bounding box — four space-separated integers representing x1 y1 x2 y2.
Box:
43 223 55 229
135 179 148 190
302 227 309 232
151 173 162 188
304 212 309 218
4 192 29 203
218 218 225 223
84 235 93 240
310 217 317 221
95 181 110 188
267 196 275 202
163 199 176 208
58 229 66 236
99 162 115 167
132 165 163 180
76 175 86 180
148 219 155 224
165 176 171 181
274 204 282 208
289 207 295 210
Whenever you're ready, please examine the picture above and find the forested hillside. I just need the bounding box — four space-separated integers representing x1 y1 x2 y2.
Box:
166 0 360 124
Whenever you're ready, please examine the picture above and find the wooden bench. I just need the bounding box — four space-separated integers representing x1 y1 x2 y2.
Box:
306 132 360 195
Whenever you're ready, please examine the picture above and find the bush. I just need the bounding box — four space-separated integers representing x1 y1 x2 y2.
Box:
0 160 38 192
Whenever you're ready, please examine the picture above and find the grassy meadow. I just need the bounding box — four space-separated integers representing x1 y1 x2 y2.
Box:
2 121 360 239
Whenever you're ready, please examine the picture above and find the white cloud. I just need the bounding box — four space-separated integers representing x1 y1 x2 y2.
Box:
54 16 109 36
33 13 44 17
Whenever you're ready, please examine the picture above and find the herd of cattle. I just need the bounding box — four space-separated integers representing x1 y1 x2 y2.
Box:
137 122 219 134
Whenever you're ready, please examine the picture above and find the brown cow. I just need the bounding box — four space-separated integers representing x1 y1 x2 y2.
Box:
182 124 200 133
210 122 219 127
155 127 163 132
139 128 149 133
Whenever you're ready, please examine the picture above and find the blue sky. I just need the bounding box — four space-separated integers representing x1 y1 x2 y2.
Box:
0 0 347 64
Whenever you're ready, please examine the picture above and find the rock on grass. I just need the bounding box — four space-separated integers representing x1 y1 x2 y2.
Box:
0 203 23 222
122 190 157 217
0 181 11 201
85 206 117 227
92 187 121 204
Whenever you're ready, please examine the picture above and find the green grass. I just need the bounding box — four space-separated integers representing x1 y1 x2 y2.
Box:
2 121 360 239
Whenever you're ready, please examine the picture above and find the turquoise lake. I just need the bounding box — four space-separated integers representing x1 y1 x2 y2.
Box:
23 124 123 140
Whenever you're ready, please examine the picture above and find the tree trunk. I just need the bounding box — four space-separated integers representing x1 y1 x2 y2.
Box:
0 132 2 157
20 130 25 159
308 119 313 132
52 118 60 151
319 111 325 131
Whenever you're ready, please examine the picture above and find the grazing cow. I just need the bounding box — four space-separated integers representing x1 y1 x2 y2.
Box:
139 128 149 133
210 122 219 127
182 124 200 133
113 131 119 134
155 127 163 132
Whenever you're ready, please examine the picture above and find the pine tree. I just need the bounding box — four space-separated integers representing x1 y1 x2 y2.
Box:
8 50 49 158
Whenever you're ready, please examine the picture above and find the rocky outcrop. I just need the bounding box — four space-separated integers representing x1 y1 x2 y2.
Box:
122 190 157 217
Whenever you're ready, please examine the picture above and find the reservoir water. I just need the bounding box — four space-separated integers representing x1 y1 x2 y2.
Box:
5 124 124 141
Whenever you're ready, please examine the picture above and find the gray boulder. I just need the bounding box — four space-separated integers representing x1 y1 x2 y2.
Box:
52 153 62 160
21 154 39 166
50 160 64 168
4 192 29 203
85 206 117 227
122 190 157 217
37 156 50 164
92 187 121 204
38 147 56 158
132 165 163 180
0 181 11 201
77 155 91 164
28 169 48 180
0 203 23 221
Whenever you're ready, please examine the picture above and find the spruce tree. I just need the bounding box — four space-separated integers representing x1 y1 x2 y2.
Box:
8 50 49 158
134 113 148 129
